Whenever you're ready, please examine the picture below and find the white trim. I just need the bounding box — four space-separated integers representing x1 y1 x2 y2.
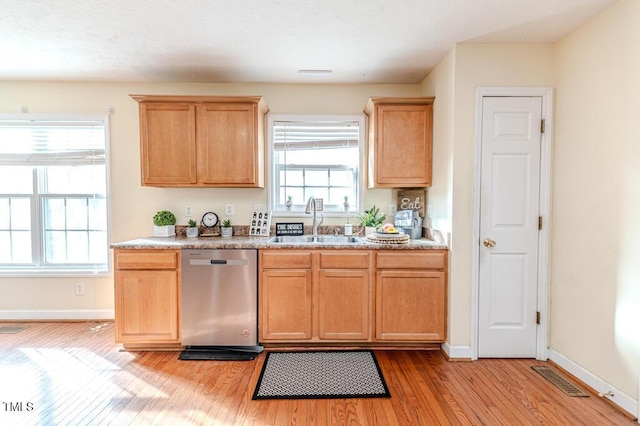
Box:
441 342 473 360
266 113 366 218
0 310 114 321
0 112 113 275
548 349 638 419
471 87 553 361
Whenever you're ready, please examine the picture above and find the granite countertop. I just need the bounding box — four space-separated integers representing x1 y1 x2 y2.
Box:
110 229 448 251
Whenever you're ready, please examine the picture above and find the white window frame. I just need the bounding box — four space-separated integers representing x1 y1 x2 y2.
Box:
267 114 365 218
0 114 111 277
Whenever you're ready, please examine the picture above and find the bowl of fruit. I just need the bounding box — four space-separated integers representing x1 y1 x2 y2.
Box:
377 223 399 234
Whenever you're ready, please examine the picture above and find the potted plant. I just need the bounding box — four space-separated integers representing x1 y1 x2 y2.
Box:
286 195 293 211
356 205 386 235
221 219 233 237
343 195 350 212
186 219 198 238
153 210 176 237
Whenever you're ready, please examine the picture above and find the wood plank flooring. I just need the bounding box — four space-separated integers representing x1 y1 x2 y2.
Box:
0 322 635 425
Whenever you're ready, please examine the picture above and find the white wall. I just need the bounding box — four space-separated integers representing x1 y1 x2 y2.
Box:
0 82 418 317
419 0 640 406
421 43 555 350
552 0 640 403
419 47 456 348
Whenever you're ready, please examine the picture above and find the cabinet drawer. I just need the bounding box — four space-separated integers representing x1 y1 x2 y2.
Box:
115 250 179 270
319 251 370 269
376 251 446 270
261 251 312 269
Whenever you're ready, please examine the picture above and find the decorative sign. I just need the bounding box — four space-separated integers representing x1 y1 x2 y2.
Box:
397 189 427 217
249 210 272 236
276 222 304 236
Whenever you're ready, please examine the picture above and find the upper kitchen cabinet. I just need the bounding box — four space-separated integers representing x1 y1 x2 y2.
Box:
131 95 268 188
364 97 434 188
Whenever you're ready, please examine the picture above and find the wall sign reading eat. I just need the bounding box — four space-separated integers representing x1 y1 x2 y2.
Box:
397 189 426 217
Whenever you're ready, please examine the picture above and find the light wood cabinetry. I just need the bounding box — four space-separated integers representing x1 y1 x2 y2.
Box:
131 95 267 188
364 97 434 188
259 250 372 343
114 249 181 350
317 251 371 340
260 251 313 340
375 251 447 342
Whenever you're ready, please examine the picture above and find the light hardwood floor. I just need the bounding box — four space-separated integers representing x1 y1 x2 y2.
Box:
0 321 635 425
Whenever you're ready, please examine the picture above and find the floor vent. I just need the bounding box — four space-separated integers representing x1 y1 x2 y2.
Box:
0 325 30 334
531 366 589 397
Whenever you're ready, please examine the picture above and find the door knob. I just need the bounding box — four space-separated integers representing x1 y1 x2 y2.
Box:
483 238 496 248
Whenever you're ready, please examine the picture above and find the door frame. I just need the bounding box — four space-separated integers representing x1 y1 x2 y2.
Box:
471 87 553 361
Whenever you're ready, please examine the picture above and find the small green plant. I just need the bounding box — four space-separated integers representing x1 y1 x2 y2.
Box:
153 210 176 226
222 219 232 227
356 205 386 228
187 219 197 228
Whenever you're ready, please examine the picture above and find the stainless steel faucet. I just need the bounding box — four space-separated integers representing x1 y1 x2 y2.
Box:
305 196 323 236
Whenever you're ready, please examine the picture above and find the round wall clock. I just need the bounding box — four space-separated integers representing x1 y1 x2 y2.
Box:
200 211 220 237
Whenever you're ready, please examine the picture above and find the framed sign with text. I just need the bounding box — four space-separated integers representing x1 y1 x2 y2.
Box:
397 189 426 217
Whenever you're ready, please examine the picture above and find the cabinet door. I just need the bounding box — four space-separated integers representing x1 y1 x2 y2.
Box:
318 270 370 340
260 270 312 341
139 102 197 186
368 101 433 188
115 270 180 343
196 103 263 187
375 270 445 342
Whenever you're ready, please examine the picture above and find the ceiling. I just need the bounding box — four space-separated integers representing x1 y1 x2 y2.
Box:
1 0 619 84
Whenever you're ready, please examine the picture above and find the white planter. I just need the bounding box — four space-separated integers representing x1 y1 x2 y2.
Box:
186 227 198 238
365 226 377 236
221 227 233 237
153 225 175 237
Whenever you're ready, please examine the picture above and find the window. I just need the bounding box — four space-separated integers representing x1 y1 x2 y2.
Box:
0 115 109 275
268 115 364 215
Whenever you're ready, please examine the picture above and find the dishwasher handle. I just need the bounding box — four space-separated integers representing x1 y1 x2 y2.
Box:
189 259 249 266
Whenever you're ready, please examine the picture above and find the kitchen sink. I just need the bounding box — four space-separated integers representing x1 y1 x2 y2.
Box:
268 235 362 244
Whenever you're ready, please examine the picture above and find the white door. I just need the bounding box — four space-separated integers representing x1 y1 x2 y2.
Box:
478 96 542 358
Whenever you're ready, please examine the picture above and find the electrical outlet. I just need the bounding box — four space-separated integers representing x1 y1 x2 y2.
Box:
225 204 234 216
185 205 193 217
389 204 397 216
75 282 85 296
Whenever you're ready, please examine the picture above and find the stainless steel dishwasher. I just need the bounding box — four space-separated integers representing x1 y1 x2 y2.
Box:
180 249 262 360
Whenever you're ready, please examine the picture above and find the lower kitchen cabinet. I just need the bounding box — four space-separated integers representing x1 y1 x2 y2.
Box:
260 269 312 340
259 250 372 343
317 251 371 340
375 251 447 342
317 269 370 340
113 249 181 349
259 251 313 341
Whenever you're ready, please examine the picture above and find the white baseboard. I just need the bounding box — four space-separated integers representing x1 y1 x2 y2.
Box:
0 310 114 321
441 342 473 360
548 348 638 419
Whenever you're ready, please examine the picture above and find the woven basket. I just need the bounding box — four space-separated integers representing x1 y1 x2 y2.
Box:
365 233 410 244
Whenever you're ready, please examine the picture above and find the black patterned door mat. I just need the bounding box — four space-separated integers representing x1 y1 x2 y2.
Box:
0 325 29 334
252 350 390 400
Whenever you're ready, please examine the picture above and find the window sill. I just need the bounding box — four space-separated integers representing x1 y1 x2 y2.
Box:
271 210 358 219
0 269 111 278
